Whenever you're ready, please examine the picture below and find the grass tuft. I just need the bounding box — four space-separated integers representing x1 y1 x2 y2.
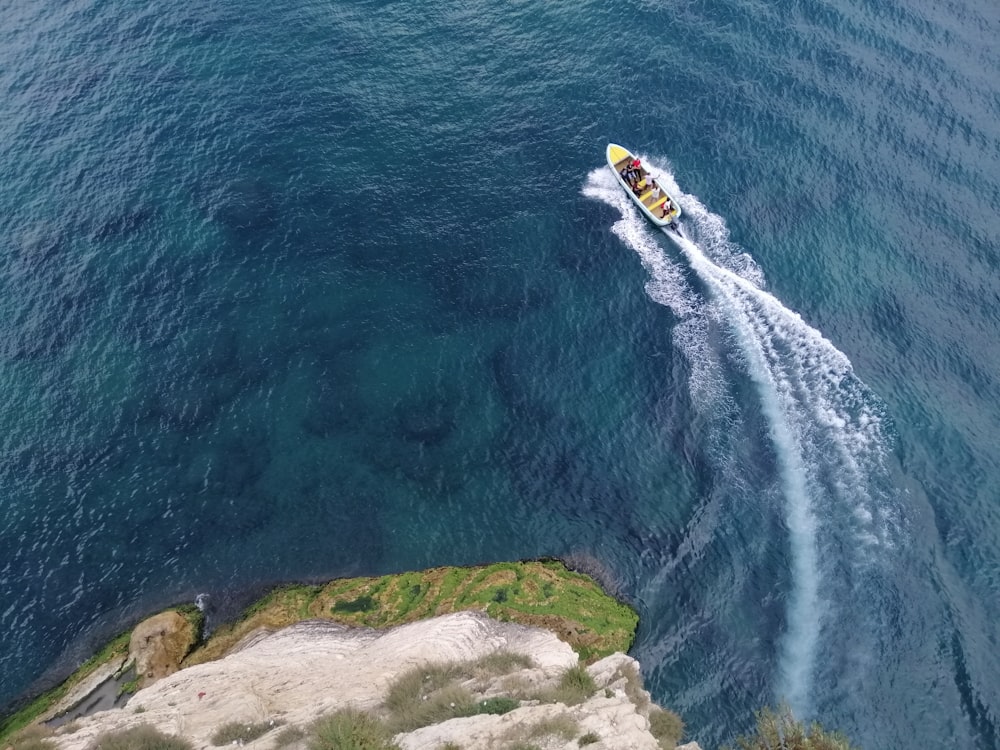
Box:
536 665 596 706
501 713 579 749
648 706 684 749
309 710 398 750
465 651 533 679
578 732 600 746
272 726 306 748
384 683 473 734
383 665 459 714
382 656 533 731
86 725 194 750
210 720 281 746
526 715 579 740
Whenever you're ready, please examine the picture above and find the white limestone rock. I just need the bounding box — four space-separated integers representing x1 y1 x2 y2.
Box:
42 611 698 750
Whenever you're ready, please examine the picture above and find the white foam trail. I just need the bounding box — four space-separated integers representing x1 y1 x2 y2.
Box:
675 232 822 712
582 172 700 320
583 162 890 716
643 166 766 288
582 171 729 411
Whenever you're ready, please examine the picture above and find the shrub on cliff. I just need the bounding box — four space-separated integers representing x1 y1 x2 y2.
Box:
382 654 543 733
648 706 684 749
535 665 597 706
382 664 465 731
728 705 859 750
211 720 281 746
86 725 193 750
310 710 399 750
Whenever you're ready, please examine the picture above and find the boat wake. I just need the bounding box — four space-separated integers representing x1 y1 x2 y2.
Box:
583 165 894 715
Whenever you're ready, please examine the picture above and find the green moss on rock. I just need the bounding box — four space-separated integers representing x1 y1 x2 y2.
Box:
185 560 636 667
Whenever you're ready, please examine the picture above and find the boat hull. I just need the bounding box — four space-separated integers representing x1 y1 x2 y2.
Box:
606 143 681 228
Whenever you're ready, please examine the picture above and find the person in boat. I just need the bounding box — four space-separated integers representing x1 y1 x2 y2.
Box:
649 176 661 200
630 170 644 194
662 199 673 219
630 159 643 187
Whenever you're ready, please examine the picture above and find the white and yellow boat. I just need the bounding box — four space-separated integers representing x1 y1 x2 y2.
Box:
606 143 681 229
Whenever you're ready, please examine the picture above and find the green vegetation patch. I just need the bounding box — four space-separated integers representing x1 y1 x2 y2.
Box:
463 697 519 716
331 595 376 614
116 678 140 698
184 560 635 668
175 604 206 643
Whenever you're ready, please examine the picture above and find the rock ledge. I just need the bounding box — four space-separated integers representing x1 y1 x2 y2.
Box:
42 611 699 750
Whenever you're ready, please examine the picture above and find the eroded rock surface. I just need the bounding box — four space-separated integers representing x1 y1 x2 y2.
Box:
46 611 698 750
129 611 197 688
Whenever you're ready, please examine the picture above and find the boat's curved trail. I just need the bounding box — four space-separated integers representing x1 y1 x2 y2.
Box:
583 165 893 715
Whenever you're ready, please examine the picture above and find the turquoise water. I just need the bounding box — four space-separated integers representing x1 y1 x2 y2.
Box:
2 0 999 747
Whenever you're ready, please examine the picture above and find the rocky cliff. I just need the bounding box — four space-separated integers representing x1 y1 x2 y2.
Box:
35 611 698 750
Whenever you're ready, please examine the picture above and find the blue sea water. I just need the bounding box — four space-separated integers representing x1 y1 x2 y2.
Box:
2 0 999 747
